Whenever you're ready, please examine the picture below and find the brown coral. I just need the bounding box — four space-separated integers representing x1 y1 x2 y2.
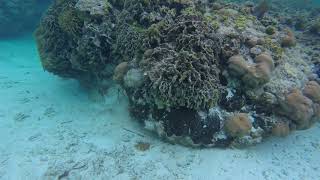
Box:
243 53 274 88
246 37 259 47
224 113 252 137
228 55 250 76
271 121 290 137
303 81 320 122
303 81 320 103
281 29 296 47
254 53 274 71
242 65 270 88
313 103 320 120
113 62 129 83
281 90 314 130
228 53 274 89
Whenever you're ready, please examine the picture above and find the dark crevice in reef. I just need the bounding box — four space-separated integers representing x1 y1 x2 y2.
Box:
153 107 228 146
219 90 247 112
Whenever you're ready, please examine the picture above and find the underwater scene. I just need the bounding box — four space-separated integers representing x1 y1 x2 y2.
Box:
0 0 320 179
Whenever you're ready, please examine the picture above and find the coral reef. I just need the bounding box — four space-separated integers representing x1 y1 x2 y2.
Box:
36 0 320 148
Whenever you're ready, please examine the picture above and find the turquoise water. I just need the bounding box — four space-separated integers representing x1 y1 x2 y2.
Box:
1 0 319 38
0 0 51 37
1 0 320 179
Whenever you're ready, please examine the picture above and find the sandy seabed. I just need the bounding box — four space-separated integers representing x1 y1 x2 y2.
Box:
0 36 319 180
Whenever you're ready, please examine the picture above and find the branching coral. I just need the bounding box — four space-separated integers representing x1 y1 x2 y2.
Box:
112 24 145 62
140 15 223 110
57 8 83 37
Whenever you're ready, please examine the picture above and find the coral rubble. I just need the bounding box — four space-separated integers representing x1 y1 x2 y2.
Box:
36 0 320 148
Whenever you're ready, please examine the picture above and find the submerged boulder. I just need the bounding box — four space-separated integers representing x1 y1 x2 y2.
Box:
36 0 319 148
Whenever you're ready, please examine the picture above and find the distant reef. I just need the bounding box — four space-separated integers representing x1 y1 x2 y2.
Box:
0 0 51 37
36 0 320 148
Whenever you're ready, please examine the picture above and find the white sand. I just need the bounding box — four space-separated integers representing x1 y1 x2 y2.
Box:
0 36 319 180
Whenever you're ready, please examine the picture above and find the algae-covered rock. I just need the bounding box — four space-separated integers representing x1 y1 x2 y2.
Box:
36 0 115 91
36 0 319 148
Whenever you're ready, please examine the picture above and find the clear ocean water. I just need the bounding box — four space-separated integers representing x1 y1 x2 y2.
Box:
0 0 320 179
